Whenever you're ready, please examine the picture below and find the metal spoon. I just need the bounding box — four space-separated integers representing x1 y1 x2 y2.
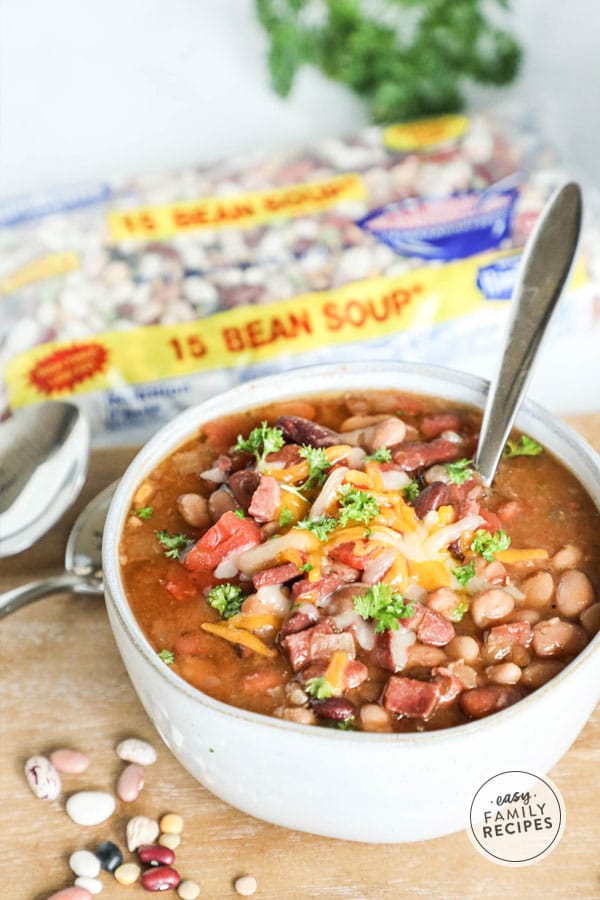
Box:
0 401 90 557
0 481 116 618
475 181 583 484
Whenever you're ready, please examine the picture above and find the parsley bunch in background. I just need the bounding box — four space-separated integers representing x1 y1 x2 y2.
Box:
256 0 521 122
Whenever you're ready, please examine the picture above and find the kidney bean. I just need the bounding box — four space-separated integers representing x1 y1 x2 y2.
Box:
551 543 584 570
277 415 340 448
405 643 447 668
521 571 554 608
49 748 89 774
532 617 588 657
446 635 480 664
426 586 460 621
359 703 393 732
459 685 521 719
208 487 237 521
229 470 260 511
310 697 356 722
117 763 145 802
391 438 460 472
24 755 61 800
486 662 522 685
470 589 514 628
580 602 600 637
555 569 595 619
141 865 181 891
176 493 210 529
414 482 450 519
521 660 565 688
138 844 176 866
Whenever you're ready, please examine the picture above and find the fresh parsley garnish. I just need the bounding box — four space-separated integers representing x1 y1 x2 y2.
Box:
158 649 175 665
235 421 284 469
295 515 338 541
299 445 331 491
471 529 511 562
278 505 295 528
300 562 313 573
156 530 193 559
364 447 392 463
337 485 379 528
353 583 414 634
304 677 333 699
403 481 420 502
450 598 469 622
234 508 246 519
503 435 544 459
446 458 474 485
207 583 244 619
335 719 356 731
134 506 154 520
452 560 476 587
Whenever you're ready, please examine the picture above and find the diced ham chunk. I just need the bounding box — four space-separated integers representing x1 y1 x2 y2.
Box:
279 608 320 639
382 676 441 719
292 572 344 605
329 541 376 570
253 563 299 589
420 413 463 439
404 603 455 646
448 479 483 518
389 439 461 472
432 666 465 704
485 622 533 661
459 685 522 719
248 475 281 523
281 618 355 671
265 443 304 467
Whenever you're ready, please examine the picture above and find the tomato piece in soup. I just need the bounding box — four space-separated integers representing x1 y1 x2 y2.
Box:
183 510 261 573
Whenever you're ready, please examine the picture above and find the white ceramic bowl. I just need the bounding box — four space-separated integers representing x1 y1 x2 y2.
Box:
103 362 600 843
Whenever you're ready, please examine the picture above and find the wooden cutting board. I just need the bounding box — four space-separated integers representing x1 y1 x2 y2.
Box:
2 415 599 900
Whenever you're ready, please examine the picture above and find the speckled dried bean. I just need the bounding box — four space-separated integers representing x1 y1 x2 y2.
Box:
116 763 145 802
24 755 61 800
116 738 157 766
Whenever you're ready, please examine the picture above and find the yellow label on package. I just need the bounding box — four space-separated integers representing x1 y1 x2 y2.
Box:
108 173 366 241
0 251 79 296
5 250 588 409
384 115 469 152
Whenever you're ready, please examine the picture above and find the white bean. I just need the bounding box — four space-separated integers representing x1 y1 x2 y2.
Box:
486 662 521 685
446 635 480 664
532 618 588 657
555 569 595 619
471 590 515 628
551 544 583 571
522 571 554 608
359 704 393 732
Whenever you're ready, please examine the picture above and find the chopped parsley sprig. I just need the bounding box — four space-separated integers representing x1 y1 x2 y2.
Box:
207 583 244 619
452 559 476 587
155 530 193 559
235 421 284 469
364 447 392 463
134 506 154 520
471 529 511 562
353 583 414 634
158 649 175 665
295 515 338 541
403 481 420 502
503 435 544 458
299 445 331 491
337 485 379 528
446 458 475 485
304 676 333 699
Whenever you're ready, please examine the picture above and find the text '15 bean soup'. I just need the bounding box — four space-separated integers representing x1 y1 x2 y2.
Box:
120 391 600 733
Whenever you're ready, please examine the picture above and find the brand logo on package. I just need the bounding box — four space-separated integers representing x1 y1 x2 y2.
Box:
468 770 565 866
476 254 521 300
358 185 519 261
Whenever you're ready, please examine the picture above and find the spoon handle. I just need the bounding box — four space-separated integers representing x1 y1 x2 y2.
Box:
475 182 583 485
0 574 97 619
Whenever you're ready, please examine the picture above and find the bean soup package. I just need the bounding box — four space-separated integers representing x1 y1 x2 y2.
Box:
1 107 599 444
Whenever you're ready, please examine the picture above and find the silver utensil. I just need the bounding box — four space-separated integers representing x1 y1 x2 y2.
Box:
0 401 90 557
0 481 117 618
475 181 583 484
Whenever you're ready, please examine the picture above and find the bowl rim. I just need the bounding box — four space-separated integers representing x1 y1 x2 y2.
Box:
103 361 600 745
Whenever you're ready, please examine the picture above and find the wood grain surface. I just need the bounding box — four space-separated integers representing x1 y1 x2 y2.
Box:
1 415 599 900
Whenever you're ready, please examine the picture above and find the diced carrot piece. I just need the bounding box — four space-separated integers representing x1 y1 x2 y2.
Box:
201 622 276 657
408 560 452 590
227 613 282 631
325 651 350 693
494 548 548 563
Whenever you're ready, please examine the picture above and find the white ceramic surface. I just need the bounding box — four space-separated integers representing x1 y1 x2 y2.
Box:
102 362 600 843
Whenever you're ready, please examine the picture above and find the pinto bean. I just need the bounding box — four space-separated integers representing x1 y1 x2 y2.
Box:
405 643 447 669
448 660 478 689
208 488 236 522
369 417 407 449
359 704 393 732
580 602 600 637
340 414 389 432
551 543 584 571
459 685 521 719
509 608 542 626
426 587 461 621
523 571 554 608
470 589 515 628
446 635 481 664
532 617 588 657
414 482 451 520
555 569 595 619
280 707 317 725
424 464 451 485
521 660 565 688
176 493 210 529
486 662 522 685
474 558 507 585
